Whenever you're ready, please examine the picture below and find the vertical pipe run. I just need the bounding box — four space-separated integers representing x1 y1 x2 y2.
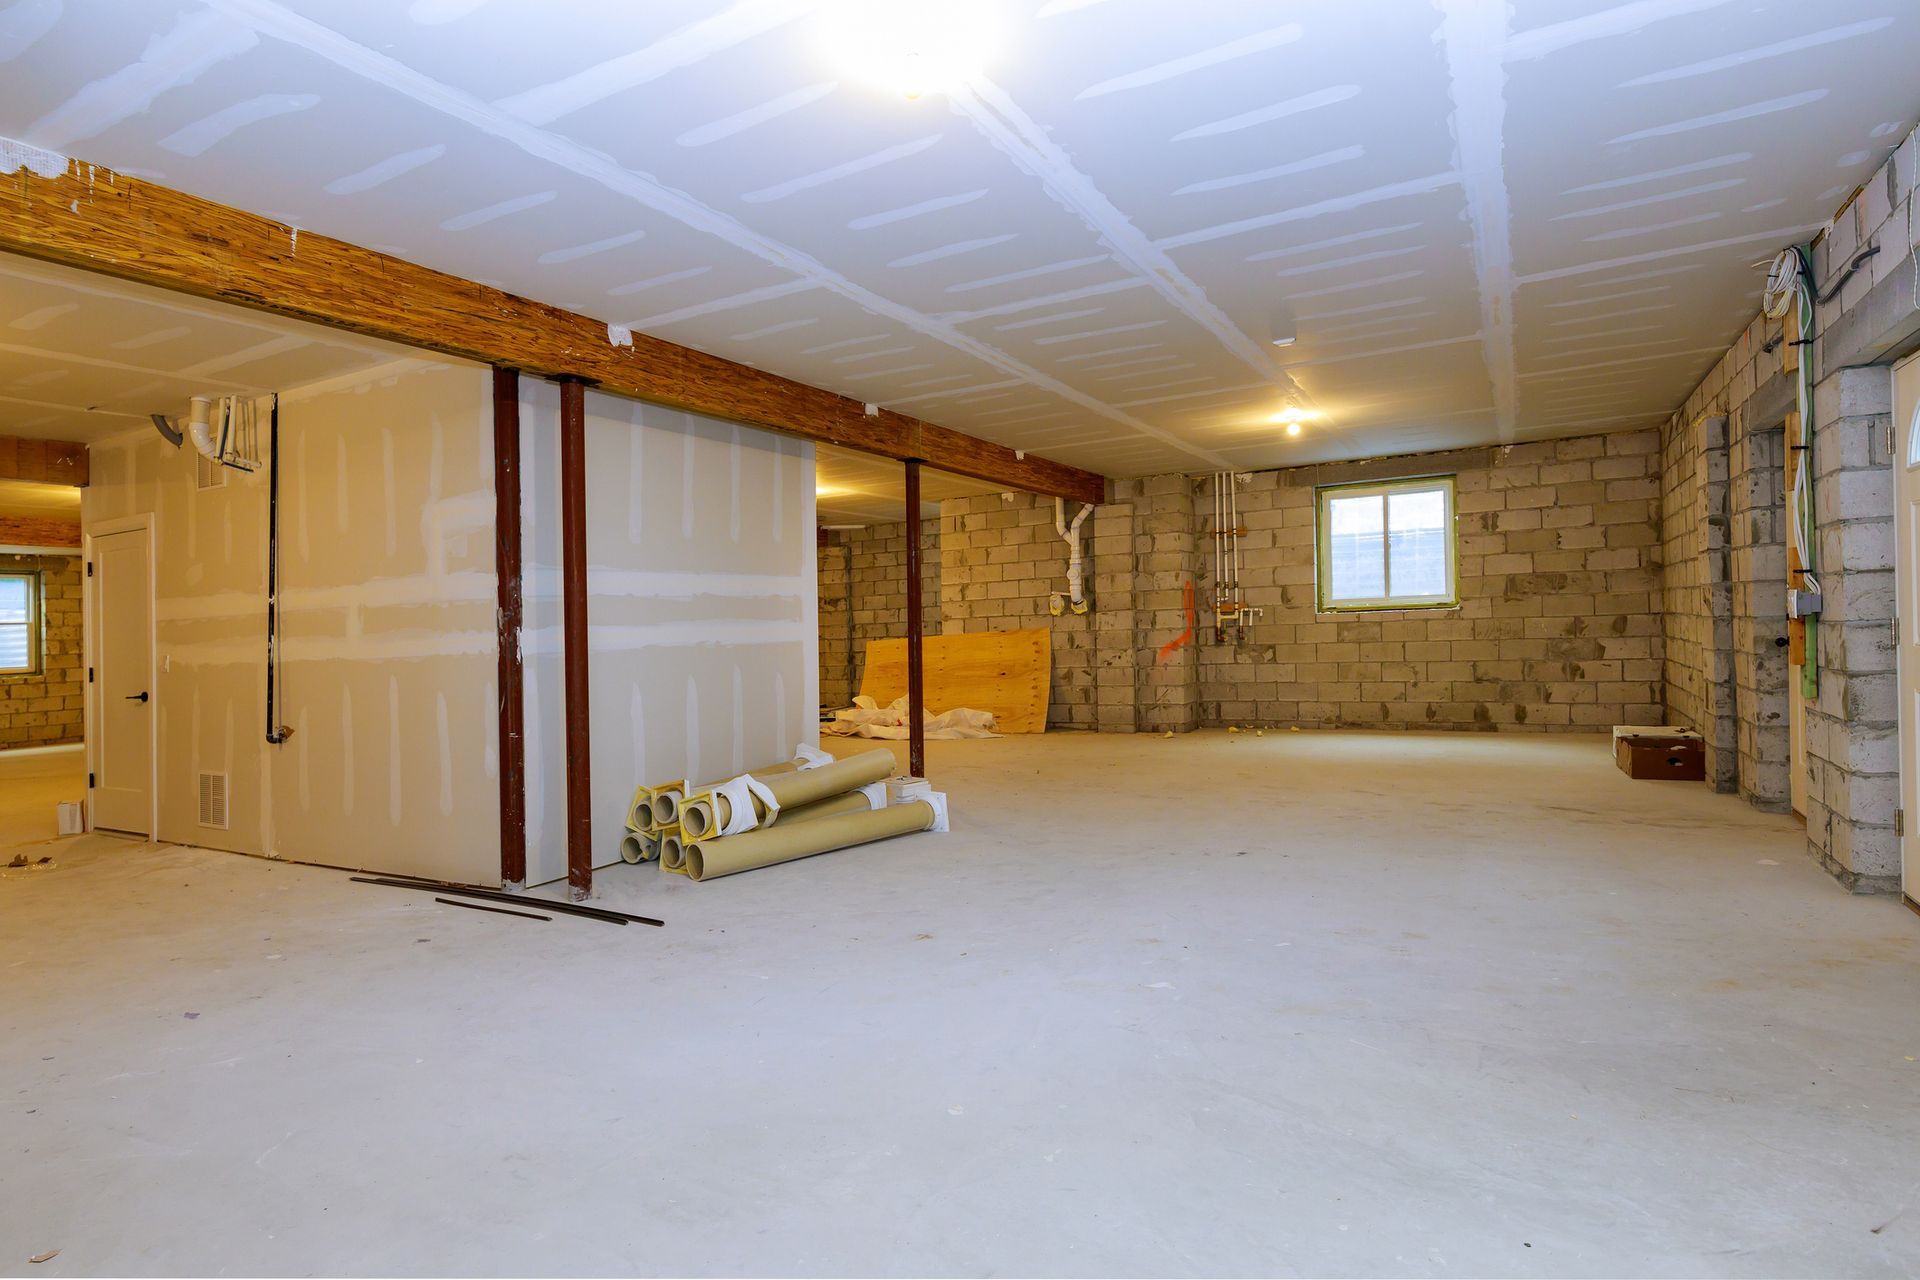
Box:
492 367 526 888
904 459 926 781
557 377 593 901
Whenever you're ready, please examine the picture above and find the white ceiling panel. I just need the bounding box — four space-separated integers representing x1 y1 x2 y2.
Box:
2 0 1914 478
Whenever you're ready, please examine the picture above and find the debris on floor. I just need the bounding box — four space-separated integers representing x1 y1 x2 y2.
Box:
823 694 997 740
28 1249 60 1264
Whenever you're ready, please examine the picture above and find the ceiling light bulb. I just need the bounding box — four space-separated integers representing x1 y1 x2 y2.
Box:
1284 421 1303 438
1270 335 1298 348
821 0 998 100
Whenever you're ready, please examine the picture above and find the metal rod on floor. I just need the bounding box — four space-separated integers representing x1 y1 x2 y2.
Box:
435 896 549 921
492 367 526 890
350 875 663 926
557 376 593 902
904 458 926 780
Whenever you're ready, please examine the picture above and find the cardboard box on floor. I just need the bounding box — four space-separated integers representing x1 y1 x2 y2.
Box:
1612 725 1706 781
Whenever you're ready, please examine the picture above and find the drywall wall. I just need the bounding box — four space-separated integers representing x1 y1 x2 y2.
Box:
817 521 940 711
0 552 82 748
519 384 816 889
83 357 501 882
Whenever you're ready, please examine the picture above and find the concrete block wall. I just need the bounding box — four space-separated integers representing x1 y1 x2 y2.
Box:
1804 368 1898 891
1658 415 1738 787
1729 420 1790 810
1661 126 1920 892
1196 431 1664 730
937 493 1097 729
816 519 940 711
0 552 83 749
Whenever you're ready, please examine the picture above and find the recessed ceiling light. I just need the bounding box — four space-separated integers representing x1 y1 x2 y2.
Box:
1284 421 1303 438
1270 335 1298 348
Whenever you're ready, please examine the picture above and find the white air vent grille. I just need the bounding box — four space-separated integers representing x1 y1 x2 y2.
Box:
197 772 229 829
196 452 225 491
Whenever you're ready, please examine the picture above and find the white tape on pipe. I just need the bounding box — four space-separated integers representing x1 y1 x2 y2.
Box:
793 743 834 770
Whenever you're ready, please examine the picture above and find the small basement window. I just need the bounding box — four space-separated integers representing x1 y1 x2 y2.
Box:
1315 476 1456 611
0 569 42 675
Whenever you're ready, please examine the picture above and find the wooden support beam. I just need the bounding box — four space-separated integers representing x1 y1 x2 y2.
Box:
905 459 926 782
0 435 87 486
492 367 526 890
0 515 79 547
0 155 1105 506
557 377 593 902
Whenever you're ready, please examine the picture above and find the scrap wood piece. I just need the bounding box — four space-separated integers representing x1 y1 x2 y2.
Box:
859 628 1050 733
29 1250 59 1264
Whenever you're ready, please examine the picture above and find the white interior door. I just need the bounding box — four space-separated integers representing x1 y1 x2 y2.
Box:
91 527 152 835
1894 355 1920 904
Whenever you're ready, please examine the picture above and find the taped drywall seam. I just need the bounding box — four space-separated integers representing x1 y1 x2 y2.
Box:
1433 0 1519 442
194 0 1230 468
953 78 1311 429
0 136 67 178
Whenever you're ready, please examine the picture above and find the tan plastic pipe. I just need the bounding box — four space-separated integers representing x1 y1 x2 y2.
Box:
770 790 874 827
651 758 802 836
660 832 685 870
652 789 683 826
685 799 934 882
627 786 654 832
681 797 717 840
751 748 894 813
619 831 660 864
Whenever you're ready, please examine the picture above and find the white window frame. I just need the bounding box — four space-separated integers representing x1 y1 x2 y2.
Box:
1314 475 1458 612
0 568 44 676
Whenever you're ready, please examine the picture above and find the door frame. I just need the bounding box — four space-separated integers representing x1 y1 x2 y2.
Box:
84 513 157 839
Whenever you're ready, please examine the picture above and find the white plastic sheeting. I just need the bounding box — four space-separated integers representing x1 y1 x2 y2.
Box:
823 695 998 740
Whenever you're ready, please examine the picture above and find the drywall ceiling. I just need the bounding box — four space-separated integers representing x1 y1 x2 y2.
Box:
0 251 431 442
815 444 995 524
2 1 1913 476
0 477 80 517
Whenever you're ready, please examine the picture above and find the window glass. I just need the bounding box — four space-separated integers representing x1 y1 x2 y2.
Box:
0 573 33 672
1387 489 1448 598
1315 478 1455 610
1325 493 1385 600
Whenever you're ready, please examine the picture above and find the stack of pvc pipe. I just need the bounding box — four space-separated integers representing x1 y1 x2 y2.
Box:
629 747 945 882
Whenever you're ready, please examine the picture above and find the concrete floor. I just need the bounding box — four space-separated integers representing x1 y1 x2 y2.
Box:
0 743 84 846
2 730 1917 1277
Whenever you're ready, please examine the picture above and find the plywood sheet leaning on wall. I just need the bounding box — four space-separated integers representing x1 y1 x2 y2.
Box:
859 629 1050 733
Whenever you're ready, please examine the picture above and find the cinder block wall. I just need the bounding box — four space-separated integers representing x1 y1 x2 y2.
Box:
937 493 1098 728
1659 126 1920 892
817 519 939 711
1197 431 1664 730
0 552 84 749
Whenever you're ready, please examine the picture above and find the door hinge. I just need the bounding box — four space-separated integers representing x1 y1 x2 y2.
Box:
1898 807 1905 837
86 561 93 577
87 666 93 683
88 771 95 789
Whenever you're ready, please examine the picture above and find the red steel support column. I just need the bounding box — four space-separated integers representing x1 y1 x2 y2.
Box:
492 367 526 888
557 377 593 900
904 459 926 781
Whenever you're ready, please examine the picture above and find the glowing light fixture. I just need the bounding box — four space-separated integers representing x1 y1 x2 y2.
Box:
1272 406 1320 427
820 0 1000 99
1284 421 1303 438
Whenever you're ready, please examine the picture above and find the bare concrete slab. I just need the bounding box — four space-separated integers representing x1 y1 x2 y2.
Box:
2 731 1917 1277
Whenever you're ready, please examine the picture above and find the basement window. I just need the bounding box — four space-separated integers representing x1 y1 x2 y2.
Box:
1315 477 1456 612
0 570 42 675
